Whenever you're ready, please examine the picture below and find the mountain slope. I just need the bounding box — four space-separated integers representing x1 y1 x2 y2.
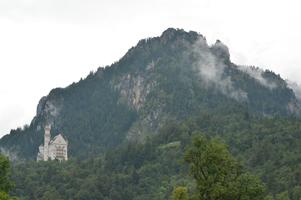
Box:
10 112 301 200
0 28 299 160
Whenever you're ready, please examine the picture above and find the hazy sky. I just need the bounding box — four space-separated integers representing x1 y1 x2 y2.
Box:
0 0 301 136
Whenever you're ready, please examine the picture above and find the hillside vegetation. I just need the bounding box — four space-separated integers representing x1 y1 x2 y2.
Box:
10 111 301 200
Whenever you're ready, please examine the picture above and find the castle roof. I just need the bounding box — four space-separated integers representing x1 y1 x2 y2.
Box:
49 134 68 145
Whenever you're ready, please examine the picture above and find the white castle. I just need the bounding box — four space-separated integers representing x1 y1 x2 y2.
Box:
37 125 68 161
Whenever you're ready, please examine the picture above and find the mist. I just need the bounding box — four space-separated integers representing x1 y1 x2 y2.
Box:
191 38 248 102
237 65 277 89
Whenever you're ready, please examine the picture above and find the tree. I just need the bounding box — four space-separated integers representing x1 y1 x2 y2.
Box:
275 191 290 200
0 192 18 200
172 187 189 200
0 155 12 193
184 135 266 200
0 155 18 200
291 186 301 200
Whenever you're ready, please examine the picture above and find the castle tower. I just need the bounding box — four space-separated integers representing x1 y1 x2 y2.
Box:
43 125 51 161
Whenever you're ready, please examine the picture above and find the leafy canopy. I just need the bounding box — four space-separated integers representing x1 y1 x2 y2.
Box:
184 135 266 200
0 155 17 200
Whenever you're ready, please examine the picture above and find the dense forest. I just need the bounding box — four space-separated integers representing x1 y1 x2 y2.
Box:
5 111 301 200
0 155 18 200
0 28 300 199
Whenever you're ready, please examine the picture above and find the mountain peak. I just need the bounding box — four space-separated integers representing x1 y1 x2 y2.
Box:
210 39 230 62
160 28 203 44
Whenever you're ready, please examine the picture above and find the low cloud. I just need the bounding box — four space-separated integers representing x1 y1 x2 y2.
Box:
287 80 301 101
191 37 248 102
237 65 277 89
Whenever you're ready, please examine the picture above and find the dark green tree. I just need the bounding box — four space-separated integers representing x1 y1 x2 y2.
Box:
0 154 17 200
184 135 266 200
291 186 301 200
275 191 290 200
172 186 189 200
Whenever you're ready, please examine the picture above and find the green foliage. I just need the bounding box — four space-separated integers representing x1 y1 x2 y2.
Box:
275 191 290 200
171 187 189 200
0 155 12 193
0 192 9 200
185 136 266 200
9 111 301 199
291 186 301 200
0 155 17 200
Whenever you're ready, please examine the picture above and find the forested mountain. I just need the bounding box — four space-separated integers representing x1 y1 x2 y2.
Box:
0 28 299 160
1 28 301 200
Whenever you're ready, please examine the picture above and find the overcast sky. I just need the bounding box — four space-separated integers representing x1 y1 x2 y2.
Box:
0 0 300 136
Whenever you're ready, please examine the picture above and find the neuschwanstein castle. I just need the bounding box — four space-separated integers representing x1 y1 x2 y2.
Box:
37 125 68 161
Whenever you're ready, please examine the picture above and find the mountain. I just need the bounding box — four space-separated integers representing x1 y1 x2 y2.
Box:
0 28 300 160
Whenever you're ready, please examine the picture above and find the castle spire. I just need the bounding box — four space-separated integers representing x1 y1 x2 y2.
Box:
43 124 51 161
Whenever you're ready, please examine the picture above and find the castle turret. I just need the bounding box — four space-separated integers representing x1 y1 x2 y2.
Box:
43 125 51 161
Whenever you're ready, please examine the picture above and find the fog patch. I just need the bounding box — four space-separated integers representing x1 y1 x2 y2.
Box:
191 37 248 102
237 65 277 89
287 80 301 101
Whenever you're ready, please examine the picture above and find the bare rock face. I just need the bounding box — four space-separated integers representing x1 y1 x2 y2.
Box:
126 106 165 142
112 61 158 111
32 91 64 129
36 96 47 116
116 74 146 110
0 147 19 161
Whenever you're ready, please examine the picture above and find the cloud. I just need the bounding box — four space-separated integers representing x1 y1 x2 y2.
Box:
0 0 115 23
0 103 27 136
237 65 277 89
287 80 301 101
190 37 279 102
191 37 248 102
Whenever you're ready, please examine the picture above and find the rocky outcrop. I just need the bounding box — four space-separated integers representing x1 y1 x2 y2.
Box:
112 61 158 111
210 40 231 63
31 91 64 130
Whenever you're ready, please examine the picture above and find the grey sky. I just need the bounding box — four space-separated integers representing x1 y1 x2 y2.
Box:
0 0 300 136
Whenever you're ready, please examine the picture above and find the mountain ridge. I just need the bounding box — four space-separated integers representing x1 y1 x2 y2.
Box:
1 28 300 160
